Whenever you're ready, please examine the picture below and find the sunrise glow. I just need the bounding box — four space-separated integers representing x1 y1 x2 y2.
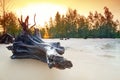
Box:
15 3 67 27
4 0 120 27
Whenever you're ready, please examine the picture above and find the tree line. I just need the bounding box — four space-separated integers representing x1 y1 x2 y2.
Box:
0 7 120 38
45 7 120 38
0 12 21 37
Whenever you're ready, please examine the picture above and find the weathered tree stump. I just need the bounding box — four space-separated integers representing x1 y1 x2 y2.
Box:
7 15 73 69
0 33 13 44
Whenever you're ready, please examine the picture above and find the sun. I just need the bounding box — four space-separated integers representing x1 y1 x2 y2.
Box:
15 3 67 27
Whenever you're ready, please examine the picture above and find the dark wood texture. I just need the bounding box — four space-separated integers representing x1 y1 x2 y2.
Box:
7 15 73 69
0 33 13 44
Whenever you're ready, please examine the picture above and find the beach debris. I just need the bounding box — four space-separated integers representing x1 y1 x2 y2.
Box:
0 33 13 44
7 15 73 69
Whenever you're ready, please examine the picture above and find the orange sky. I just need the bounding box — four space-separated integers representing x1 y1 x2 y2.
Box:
3 0 120 26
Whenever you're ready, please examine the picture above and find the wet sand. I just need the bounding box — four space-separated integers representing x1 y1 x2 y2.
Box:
0 39 120 80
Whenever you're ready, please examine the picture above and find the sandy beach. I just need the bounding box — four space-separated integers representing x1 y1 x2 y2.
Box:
0 39 120 80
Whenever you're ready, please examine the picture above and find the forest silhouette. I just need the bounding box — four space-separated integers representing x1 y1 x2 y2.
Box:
0 6 120 38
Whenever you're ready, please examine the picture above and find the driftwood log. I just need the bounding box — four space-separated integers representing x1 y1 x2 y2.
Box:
0 33 13 44
7 15 73 69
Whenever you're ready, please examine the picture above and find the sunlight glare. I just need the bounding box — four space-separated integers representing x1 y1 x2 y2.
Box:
16 3 67 27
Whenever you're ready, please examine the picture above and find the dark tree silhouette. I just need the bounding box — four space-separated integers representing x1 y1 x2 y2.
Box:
46 7 119 38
